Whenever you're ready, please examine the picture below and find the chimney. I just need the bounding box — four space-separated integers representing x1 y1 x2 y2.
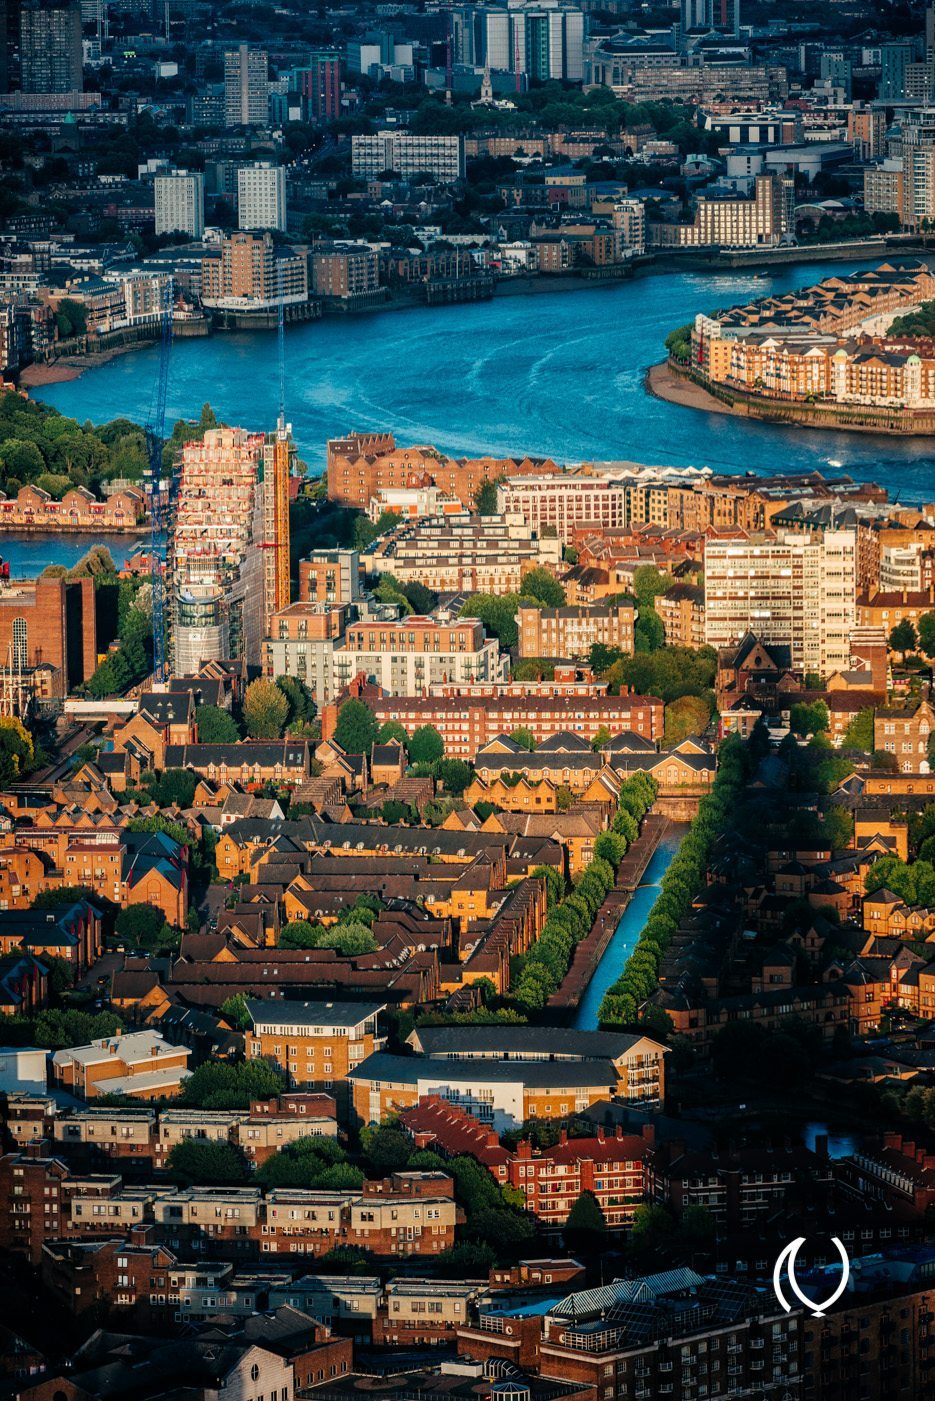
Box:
596 1125 605 1143
559 1129 568 1146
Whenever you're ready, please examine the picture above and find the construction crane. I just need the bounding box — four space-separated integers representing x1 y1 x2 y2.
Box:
145 276 174 685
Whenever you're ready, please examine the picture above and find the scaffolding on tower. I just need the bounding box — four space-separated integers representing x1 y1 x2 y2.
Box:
145 276 174 685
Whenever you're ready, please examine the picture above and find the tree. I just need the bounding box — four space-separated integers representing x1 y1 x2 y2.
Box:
635 607 665 653
436 758 472 795
460 592 522 649
842 706 874 753
179 1059 285 1109
276 675 316 729
361 1122 412 1172
520 567 565 607
378 721 408 745
564 1189 607 1249
919 612 935 657
167 1139 247 1186
196 705 240 743
890 619 918 657
334 698 379 754
789 700 830 737
473 479 499 514
408 724 444 766
148 768 197 809
663 695 710 745
510 727 537 751
114 903 169 950
243 678 289 739
220 994 252 1030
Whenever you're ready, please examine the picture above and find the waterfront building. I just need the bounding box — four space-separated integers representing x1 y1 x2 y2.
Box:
224 44 269 127
20 0 82 93
350 132 465 182
874 700 935 772
154 170 205 240
310 245 380 300
657 582 706 647
245 1000 385 1109
200 232 308 312
325 432 560 512
365 514 562 594
237 162 286 233
704 529 857 678
170 424 294 672
0 574 98 691
517 602 636 659
651 173 790 249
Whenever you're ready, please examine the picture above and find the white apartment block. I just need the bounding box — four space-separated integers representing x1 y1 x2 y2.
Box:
351 132 465 182
238 162 287 232
154 170 205 239
704 529 857 678
497 474 629 544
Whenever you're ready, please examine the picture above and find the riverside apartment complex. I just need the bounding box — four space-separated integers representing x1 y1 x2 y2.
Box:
171 425 294 671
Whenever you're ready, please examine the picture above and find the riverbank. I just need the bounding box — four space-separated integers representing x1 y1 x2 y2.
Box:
649 357 935 437
646 360 738 419
20 341 154 388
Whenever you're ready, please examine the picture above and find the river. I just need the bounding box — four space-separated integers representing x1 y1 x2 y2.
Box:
575 823 687 1032
0 532 142 578
29 259 935 500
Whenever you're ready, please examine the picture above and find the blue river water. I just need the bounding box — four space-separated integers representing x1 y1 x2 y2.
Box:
29 259 935 497
575 824 686 1031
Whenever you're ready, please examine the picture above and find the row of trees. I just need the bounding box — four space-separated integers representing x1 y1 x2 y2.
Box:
0 388 149 499
599 734 748 1028
510 772 658 1011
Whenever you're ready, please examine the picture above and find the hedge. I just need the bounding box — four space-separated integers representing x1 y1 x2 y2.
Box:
511 771 658 1011
598 735 747 1028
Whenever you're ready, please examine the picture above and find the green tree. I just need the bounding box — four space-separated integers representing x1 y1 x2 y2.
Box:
179 1058 285 1109
114 903 170 950
789 700 830 737
510 727 537 751
473 479 499 514
408 724 444 766
919 612 935 657
890 619 918 657
459 592 522 648
220 994 252 1030
276 674 316 729
663 695 710 745
167 1139 247 1186
520 567 565 607
842 706 875 752
436 758 472 795
243 678 289 739
361 1121 412 1172
564 1189 607 1249
334 698 379 754
195 705 241 743
378 721 408 745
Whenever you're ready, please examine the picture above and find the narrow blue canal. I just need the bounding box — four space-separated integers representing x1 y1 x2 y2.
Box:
575 824 687 1031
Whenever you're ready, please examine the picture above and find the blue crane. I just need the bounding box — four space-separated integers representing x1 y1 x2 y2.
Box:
145 276 174 685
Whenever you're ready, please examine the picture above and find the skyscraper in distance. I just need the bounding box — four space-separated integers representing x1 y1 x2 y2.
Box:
224 44 269 127
20 0 82 93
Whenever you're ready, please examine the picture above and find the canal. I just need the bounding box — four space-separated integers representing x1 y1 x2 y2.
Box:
575 823 687 1031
